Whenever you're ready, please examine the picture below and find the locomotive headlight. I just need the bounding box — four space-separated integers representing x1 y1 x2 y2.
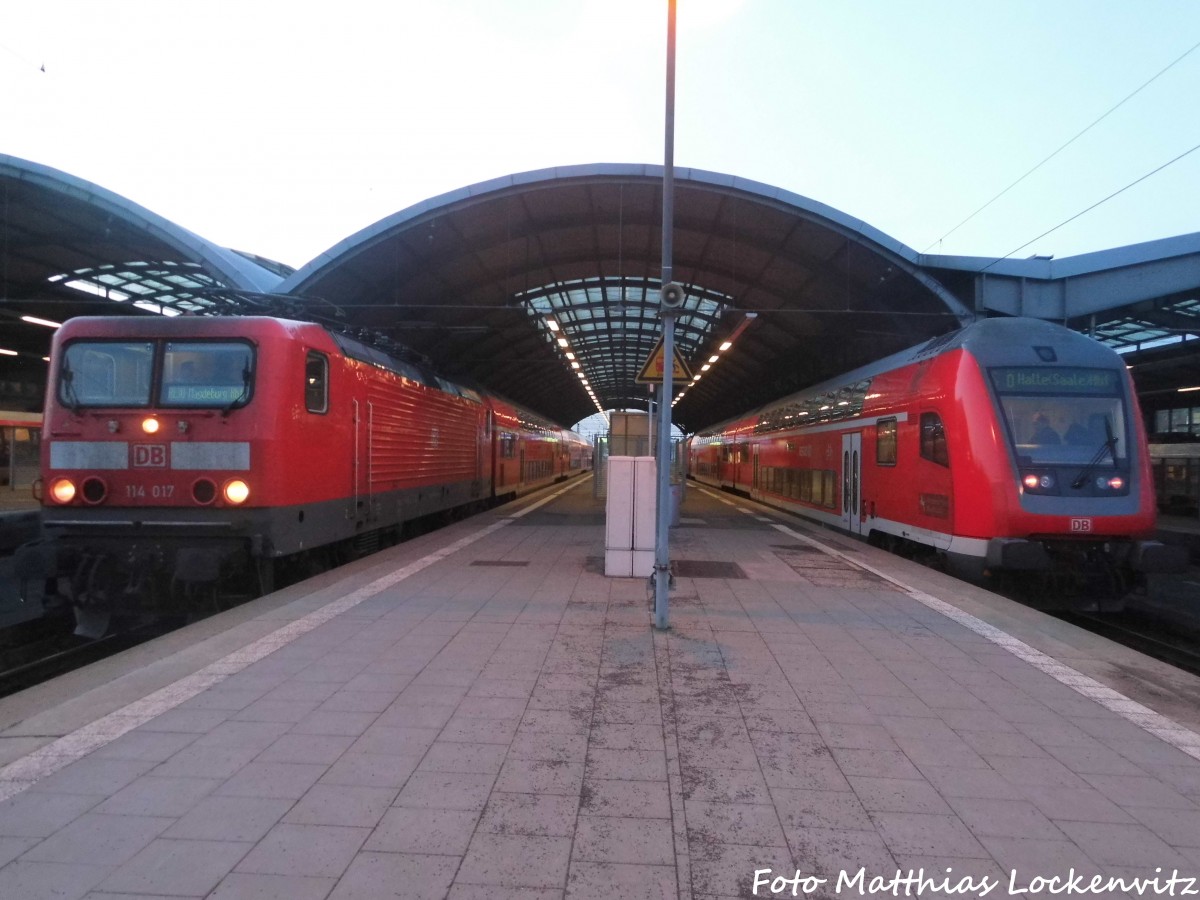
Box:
50 478 77 504
142 417 160 435
223 479 250 505
1102 476 1125 491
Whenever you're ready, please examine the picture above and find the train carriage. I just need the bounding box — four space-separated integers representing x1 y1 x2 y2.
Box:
688 317 1185 602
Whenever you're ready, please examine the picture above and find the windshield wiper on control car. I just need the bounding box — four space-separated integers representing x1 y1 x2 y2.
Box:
1071 417 1119 489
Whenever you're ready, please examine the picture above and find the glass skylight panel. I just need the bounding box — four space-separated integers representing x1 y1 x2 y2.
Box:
47 261 232 314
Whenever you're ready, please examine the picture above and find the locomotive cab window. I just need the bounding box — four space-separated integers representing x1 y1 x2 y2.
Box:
920 413 949 467
305 352 328 414
60 341 154 407
161 342 255 409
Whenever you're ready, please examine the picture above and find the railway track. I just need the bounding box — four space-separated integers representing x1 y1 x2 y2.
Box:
1055 606 1200 678
0 619 171 699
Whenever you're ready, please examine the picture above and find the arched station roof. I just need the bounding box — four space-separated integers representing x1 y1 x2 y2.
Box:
5 155 1197 433
280 164 973 432
0 154 290 367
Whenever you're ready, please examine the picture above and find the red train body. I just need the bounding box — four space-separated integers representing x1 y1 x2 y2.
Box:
688 317 1183 600
38 316 590 632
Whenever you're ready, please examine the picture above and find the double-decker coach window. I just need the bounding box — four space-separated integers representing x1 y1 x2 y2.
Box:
877 418 898 466
920 413 949 467
161 342 255 408
305 352 328 413
61 342 153 407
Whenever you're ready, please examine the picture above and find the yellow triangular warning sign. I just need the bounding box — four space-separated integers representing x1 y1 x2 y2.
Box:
635 337 694 384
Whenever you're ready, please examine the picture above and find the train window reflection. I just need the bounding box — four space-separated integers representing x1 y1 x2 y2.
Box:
998 395 1126 464
920 413 949 467
161 342 255 408
876 418 897 466
305 352 328 414
990 365 1127 465
61 342 153 407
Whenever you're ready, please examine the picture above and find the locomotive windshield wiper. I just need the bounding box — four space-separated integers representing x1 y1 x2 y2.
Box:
61 361 82 415
1071 417 1118 489
220 365 252 418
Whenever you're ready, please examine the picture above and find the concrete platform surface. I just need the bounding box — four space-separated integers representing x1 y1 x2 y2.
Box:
0 475 1198 899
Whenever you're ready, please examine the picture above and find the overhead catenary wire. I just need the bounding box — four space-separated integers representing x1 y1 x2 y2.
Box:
926 37 1200 253
978 139 1200 274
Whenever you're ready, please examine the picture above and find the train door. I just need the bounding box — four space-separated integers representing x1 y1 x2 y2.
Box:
752 443 761 492
475 406 486 495
841 432 863 534
352 398 369 526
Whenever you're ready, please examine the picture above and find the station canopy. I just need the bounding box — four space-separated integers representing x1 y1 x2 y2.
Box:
6 156 1198 433
278 164 972 432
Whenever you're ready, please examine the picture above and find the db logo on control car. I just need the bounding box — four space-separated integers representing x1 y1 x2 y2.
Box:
1070 518 1093 533
133 444 167 467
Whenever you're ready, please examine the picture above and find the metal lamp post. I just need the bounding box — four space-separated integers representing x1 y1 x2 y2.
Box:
653 0 678 630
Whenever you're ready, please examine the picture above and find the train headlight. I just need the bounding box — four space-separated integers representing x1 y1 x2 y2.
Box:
1022 473 1055 491
142 417 160 435
1098 475 1125 491
223 479 250 505
50 478 77 504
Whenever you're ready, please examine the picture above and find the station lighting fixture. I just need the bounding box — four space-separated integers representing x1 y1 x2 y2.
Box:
22 315 62 328
672 313 757 408
0 348 17 357
544 316 605 418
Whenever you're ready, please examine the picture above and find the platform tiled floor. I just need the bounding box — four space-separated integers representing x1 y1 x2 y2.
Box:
1 477 1199 899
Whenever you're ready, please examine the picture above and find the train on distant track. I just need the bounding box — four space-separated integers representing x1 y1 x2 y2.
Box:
1148 437 1200 516
687 316 1186 607
35 315 591 636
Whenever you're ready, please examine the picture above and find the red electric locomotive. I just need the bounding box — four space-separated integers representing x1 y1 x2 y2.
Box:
38 315 590 635
688 316 1185 604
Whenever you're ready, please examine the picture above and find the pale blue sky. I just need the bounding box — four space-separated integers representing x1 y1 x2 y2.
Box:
3 0 1198 269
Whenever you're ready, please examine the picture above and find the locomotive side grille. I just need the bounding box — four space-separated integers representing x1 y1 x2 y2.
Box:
352 531 381 556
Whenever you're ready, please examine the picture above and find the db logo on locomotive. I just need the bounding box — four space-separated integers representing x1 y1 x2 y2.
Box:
1070 518 1093 533
133 444 168 468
